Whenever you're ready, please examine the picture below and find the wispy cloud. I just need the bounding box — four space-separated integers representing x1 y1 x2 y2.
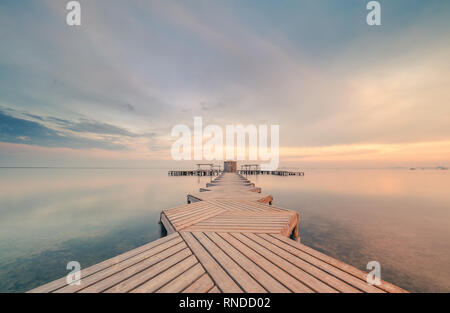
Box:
0 110 130 150
54 118 140 138
0 0 449 166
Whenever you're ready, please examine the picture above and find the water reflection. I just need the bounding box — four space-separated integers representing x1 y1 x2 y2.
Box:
253 169 450 292
0 169 449 292
0 169 211 292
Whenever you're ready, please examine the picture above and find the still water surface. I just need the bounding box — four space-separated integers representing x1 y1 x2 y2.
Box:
0 169 448 292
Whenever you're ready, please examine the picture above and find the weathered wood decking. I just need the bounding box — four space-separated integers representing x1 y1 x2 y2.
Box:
161 200 298 237
187 174 273 204
29 173 407 293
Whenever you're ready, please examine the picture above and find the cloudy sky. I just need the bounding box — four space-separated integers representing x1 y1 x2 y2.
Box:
0 0 449 167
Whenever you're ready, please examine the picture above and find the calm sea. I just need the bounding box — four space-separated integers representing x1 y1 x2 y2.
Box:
0 168 449 292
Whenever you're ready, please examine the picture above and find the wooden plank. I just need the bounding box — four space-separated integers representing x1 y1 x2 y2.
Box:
166 206 215 221
184 226 282 233
211 218 291 223
183 274 215 293
104 248 192 293
189 188 273 203
56 235 184 293
167 205 219 221
266 234 392 293
196 219 282 226
196 219 289 225
195 223 289 228
185 228 282 234
218 213 285 217
235 233 337 293
180 232 242 293
79 242 187 293
156 263 205 293
166 203 217 219
246 233 361 293
205 232 289 293
193 232 266 293
235 201 290 212
214 206 291 214
29 233 181 293
207 216 291 220
219 233 312 293
163 201 208 214
169 207 220 224
219 200 276 211
202 212 288 218
163 201 206 214
212 200 264 212
213 202 262 212
187 223 285 229
132 255 198 293
191 222 290 231
173 209 225 230
160 212 176 234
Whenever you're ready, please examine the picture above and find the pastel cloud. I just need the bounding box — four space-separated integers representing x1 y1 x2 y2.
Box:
0 0 449 167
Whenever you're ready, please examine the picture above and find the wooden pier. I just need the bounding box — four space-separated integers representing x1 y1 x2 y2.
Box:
168 163 304 176
29 172 406 293
169 170 304 176
238 170 304 176
238 164 304 176
168 169 220 176
168 163 222 176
